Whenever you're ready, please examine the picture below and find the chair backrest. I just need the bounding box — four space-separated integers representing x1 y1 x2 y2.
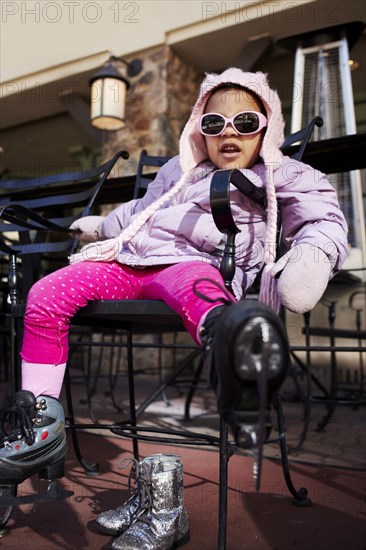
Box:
134 149 172 199
0 151 128 212
281 116 323 160
0 150 128 299
276 116 324 254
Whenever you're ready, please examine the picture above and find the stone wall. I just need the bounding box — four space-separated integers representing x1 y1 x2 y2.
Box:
102 44 202 199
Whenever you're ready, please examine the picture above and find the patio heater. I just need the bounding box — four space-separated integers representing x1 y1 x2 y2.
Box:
279 22 366 279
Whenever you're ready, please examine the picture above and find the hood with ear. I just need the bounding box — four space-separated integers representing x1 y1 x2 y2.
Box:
179 68 285 174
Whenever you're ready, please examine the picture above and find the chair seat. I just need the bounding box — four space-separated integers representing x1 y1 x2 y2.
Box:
7 299 185 333
73 299 185 333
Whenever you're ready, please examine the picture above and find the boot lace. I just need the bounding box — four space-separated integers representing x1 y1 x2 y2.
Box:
118 458 154 515
117 457 158 532
118 458 180 538
1 402 36 447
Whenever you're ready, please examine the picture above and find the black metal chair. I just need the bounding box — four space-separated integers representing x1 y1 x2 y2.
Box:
64 150 197 415
289 291 366 449
134 148 172 199
0 151 131 533
0 150 129 396
0 118 325 546
66 150 203 468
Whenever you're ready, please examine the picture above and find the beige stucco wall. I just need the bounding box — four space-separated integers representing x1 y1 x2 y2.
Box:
1 0 322 85
0 1 197 81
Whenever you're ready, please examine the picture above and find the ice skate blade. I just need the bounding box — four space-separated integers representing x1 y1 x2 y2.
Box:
0 480 74 507
235 426 264 492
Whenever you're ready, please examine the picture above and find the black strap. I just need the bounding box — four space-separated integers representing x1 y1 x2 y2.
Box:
210 169 266 234
229 169 267 206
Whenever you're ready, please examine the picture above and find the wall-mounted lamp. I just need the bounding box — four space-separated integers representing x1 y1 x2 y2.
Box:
89 55 142 131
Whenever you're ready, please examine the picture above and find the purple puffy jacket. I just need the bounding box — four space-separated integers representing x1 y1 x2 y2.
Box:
100 155 348 300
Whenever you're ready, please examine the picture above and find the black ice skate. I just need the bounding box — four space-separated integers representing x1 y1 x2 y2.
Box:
201 299 289 489
0 390 73 535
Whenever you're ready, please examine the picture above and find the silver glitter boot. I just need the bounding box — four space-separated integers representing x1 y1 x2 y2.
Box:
92 454 185 538
111 454 190 550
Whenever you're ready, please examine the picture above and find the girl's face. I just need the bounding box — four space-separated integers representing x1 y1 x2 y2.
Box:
203 88 266 170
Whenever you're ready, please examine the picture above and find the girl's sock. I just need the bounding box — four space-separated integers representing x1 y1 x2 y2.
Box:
21 361 67 399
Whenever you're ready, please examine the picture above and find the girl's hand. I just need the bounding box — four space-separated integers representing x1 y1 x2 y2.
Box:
69 216 105 243
271 243 332 313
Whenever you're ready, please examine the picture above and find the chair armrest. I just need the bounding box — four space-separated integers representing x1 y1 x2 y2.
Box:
0 203 71 232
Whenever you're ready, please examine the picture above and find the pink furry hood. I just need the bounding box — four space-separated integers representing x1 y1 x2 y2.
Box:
179 68 285 173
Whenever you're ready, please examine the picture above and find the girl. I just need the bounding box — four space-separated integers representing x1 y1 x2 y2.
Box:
0 69 348 548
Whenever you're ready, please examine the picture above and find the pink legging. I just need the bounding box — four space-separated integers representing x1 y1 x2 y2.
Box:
21 260 234 365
